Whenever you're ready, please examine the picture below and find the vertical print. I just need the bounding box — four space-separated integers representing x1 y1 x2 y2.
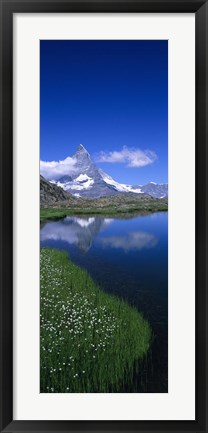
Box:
40 40 168 393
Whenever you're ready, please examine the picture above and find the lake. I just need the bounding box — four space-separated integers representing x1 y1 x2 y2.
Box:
40 211 168 392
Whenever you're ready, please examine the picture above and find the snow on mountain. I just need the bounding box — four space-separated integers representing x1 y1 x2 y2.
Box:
100 170 143 193
48 144 168 199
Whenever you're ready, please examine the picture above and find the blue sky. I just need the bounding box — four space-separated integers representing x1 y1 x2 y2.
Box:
40 40 168 184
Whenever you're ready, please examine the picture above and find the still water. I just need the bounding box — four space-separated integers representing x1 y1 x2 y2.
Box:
40 212 168 392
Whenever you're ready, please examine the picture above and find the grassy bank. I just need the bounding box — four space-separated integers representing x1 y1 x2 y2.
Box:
40 206 168 223
40 248 151 393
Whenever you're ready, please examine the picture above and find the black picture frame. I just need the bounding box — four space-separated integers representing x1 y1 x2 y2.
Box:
0 0 207 432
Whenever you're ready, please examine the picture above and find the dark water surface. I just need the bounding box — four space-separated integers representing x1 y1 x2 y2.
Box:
40 212 168 392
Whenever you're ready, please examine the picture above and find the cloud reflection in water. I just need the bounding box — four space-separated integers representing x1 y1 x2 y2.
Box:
99 231 158 252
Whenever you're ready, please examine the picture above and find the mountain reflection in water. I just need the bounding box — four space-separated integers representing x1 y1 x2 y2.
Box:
40 216 157 253
41 216 112 252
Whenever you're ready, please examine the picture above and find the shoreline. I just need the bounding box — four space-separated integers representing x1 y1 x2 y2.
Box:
40 207 168 223
40 248 151 393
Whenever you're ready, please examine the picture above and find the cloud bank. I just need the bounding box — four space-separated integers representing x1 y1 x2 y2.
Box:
40 156 77 180
95 146 157 168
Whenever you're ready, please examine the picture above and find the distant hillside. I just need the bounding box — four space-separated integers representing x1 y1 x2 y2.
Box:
77 193 168 211
40 174 168 219
40 175 71 206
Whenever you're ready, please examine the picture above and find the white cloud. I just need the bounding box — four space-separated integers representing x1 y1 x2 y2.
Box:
40 156 77 180
95 146 157 168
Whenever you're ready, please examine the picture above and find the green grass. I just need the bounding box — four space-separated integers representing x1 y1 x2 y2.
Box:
40 248 151 393
40 207 119 223
40 207 168 223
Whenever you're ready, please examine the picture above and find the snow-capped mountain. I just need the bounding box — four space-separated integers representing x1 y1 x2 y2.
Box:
138 182 168 199
49 144 168 199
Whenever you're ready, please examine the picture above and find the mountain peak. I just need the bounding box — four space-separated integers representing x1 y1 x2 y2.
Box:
77 144 88 153
72 144 92 166
73 144 91 159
